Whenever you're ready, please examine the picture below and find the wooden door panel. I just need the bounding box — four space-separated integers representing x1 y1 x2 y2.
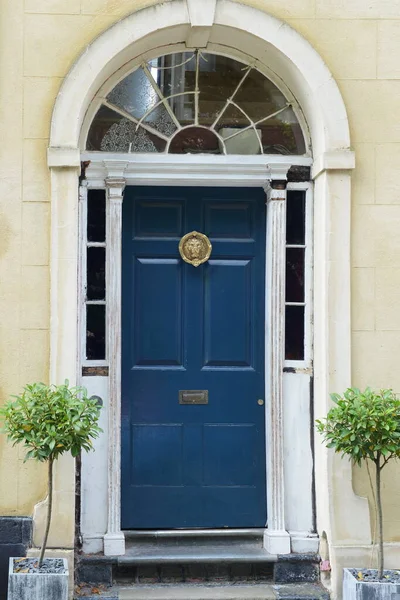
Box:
204 259 254 368
133 258 183 367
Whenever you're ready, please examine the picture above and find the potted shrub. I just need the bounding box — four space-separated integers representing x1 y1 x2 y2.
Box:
317 387 400 600
0 381 102 600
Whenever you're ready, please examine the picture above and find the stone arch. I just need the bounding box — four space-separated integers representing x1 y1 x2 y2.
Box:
50 0 350 161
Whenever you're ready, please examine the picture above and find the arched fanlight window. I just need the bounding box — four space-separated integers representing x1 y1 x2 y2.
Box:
87 51 306 155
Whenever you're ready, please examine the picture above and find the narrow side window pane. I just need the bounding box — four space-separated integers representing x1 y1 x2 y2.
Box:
87 247 106 301
86 305 106 360
285 305 305 361
286 190 305 245
286 248 305 303
87 190 106 242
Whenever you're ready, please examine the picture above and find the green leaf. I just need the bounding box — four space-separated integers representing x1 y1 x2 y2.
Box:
0 382 102 466
316 387 400 466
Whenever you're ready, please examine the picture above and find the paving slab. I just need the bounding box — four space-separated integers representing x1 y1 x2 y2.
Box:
74 582 329 600
274 584 329 600
117 583 277 600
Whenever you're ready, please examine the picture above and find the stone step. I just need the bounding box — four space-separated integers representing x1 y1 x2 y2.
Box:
74 582 329 600
76 532 320 589
77 553 320 587
115 561 275 585
120 545 276 565
124 529 266 549
119 529 276 574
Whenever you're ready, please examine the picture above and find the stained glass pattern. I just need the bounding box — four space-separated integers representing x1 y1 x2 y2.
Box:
100 118 166 153
87 51 306 155
108 68 159 119
143 106 178 137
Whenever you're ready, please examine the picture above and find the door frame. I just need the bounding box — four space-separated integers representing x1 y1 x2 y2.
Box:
78 152 315 555
46 3 372 590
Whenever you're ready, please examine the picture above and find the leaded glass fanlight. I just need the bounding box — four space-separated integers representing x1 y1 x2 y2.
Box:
87 51 306 155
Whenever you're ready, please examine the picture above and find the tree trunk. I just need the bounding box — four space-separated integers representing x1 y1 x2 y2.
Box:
375 456 384 579
38 458 54 568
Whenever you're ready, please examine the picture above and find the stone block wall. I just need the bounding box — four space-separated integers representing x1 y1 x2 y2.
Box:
0 517 32 600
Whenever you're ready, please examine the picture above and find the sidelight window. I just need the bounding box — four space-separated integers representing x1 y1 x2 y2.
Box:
84 189 107 362
285 185 312 366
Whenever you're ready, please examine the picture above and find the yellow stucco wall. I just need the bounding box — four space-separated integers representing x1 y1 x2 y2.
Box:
1 0 400 544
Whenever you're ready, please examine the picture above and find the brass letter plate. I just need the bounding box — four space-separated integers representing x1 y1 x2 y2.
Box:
179 390 209 405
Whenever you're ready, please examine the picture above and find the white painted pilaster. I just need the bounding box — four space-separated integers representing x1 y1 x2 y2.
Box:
104 176 126 556
264 172 291 555
41 165 81 550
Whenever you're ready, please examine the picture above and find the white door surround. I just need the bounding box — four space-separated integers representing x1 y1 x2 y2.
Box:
47 0 371 573
82 155 311 556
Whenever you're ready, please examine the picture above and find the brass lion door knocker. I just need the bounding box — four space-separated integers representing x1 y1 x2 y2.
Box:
179 231 212 267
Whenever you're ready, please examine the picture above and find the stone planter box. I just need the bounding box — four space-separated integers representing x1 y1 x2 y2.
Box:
8 557 68 600
343 567 400 600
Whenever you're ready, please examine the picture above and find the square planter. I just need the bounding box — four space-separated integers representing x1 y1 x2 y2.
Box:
343 567 400 600
8 557 69 600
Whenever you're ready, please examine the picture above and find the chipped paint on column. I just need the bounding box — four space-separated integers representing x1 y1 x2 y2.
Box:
267 187 286 530
104 177 126 556
264 180 291 554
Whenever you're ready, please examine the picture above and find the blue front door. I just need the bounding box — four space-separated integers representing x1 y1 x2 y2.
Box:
121 186 266 529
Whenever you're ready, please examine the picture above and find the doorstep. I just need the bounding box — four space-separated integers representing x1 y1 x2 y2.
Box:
76 530 320 591
74 582 329 600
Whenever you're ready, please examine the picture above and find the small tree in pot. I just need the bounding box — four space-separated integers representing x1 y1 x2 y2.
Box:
317 387 400 589
0 381 102 600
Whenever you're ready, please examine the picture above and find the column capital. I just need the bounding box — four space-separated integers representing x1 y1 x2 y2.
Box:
264 164 289 200
105 177 126 190
105 177 126 203
264 181 288 202
266 163 290 182
104 160 129 180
